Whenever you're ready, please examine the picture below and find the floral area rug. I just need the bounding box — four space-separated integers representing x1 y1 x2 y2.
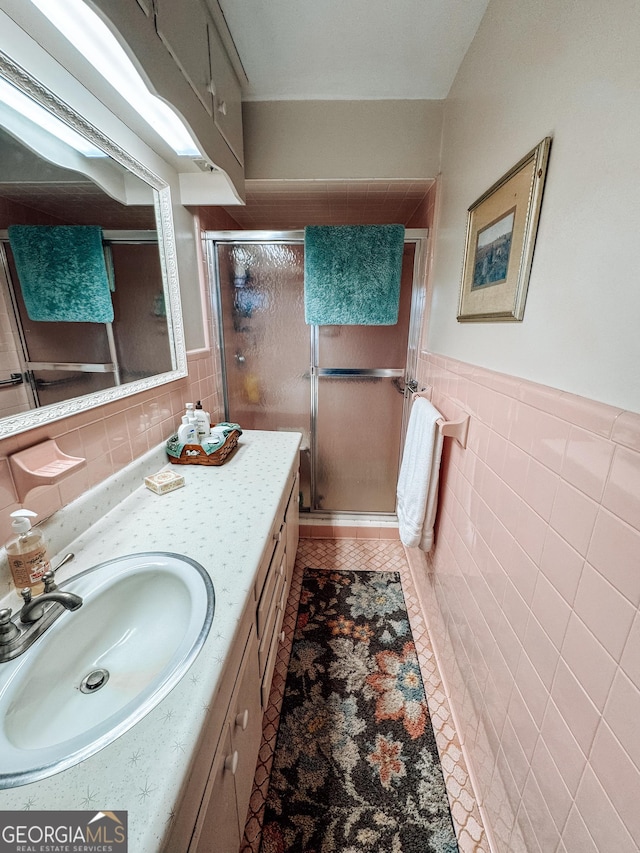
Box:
259 569 459 853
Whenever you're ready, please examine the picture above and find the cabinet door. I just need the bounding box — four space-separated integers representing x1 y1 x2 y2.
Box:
230 627 262 837
90 0 156 40
194 725 240 853
155 0 214 115
207 20 243 164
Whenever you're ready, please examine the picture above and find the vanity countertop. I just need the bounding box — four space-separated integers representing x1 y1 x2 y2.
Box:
0 429 301 852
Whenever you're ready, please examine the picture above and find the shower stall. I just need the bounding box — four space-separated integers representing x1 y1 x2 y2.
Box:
205 230 427 516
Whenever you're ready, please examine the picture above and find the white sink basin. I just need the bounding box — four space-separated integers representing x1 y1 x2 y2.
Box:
0 552 214 788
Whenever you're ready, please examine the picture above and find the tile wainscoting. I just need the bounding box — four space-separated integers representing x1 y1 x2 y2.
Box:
409 352 640 852
0 347 223 556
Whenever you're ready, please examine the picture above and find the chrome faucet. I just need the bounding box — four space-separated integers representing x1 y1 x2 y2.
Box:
0 565 83 663
19 588 83 623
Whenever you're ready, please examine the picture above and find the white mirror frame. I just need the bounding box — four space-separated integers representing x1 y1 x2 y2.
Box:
0 49 187 439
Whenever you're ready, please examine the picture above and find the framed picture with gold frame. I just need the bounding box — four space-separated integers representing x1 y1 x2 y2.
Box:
457 137 551 322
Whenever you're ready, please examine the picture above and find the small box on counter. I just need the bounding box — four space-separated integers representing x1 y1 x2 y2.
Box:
144 470 186 495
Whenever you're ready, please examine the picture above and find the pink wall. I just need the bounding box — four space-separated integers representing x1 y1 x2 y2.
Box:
0 347 223 550
0 208 239 559
0 210 231 568
409 350 640 852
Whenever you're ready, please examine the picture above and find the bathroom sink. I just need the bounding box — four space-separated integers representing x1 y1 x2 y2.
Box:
0 551 214 788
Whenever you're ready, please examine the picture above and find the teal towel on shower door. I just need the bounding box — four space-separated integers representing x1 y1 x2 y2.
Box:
8 225 114 323
304 224 405 325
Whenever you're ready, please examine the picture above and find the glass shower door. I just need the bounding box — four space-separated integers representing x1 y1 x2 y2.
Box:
313 243 414 512
213 242 312 506
210 235 422 515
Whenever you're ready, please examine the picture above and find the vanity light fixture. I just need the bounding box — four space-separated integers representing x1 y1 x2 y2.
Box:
0 78 105 156
28 0 202 158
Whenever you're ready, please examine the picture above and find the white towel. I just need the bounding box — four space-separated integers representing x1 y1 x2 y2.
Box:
396 397 444 551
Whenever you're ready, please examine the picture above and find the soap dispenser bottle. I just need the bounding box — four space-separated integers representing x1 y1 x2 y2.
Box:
184 402 199 442
6 509 51 594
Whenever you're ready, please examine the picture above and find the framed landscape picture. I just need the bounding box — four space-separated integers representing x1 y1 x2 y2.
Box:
457 137 551 322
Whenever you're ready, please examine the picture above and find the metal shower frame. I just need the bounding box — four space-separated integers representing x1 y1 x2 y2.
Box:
204 228 429 514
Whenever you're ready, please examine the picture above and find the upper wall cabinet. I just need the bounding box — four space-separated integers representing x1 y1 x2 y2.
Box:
90 0 245 189
208 20 243 165
155 0 213 117
155 0 243 165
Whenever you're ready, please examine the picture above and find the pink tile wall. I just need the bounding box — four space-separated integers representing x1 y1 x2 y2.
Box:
0 346 224 551
409 351 640 852
0 210 229 564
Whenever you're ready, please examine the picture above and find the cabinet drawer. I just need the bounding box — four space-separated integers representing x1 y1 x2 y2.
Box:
261 618 285 708
254 520 284 602
285 471 300 578
256 532 285 638
258 554 286 675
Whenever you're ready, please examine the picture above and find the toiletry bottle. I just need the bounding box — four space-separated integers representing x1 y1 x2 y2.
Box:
194 401 210 439
6 509 51 594
177 415 197 445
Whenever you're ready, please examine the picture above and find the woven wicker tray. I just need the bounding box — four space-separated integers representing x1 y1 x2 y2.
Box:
167 429 240 466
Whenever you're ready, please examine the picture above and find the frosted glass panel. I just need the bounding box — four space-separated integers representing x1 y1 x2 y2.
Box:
316 377 403 512
6 242 170 407
318 244 415 369
212 235 420 516
217 243 311 506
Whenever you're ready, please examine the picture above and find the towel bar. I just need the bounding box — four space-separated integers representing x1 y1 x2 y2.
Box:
411 388 470 449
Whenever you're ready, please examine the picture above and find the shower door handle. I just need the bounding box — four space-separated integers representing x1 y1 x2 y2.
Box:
0 373 23 388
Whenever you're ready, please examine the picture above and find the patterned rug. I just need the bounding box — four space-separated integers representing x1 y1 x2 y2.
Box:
259 569 459 853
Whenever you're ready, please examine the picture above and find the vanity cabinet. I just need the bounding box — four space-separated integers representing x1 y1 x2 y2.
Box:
192 624 262 853
164 462 300 853
255 470 299 707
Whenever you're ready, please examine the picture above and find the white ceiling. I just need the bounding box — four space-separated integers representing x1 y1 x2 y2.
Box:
217 0 490 101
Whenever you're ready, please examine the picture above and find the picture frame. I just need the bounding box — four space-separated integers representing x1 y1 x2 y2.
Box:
457 137 551 322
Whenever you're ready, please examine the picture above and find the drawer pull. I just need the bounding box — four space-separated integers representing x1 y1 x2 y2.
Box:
224 751 238 775
273 530 282 542
235 709 249 731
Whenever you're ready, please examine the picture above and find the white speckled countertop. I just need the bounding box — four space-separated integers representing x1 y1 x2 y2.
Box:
0 430 301 852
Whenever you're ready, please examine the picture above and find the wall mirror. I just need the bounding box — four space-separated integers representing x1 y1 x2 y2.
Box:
0 50 187 439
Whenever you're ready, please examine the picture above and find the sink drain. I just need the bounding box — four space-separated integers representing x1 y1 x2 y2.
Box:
79 668 110 694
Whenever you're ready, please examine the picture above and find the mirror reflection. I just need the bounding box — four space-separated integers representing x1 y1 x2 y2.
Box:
0 68 184 433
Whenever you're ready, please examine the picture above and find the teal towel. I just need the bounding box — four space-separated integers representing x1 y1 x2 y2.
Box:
8 225 114 323
304 224 405 325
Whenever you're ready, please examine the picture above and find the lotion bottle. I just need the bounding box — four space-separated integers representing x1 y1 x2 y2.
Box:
6 509 51 594
177 416 197 444
194 401 210 439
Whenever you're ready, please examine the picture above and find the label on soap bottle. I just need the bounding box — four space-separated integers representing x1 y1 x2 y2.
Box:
8 547 51 587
